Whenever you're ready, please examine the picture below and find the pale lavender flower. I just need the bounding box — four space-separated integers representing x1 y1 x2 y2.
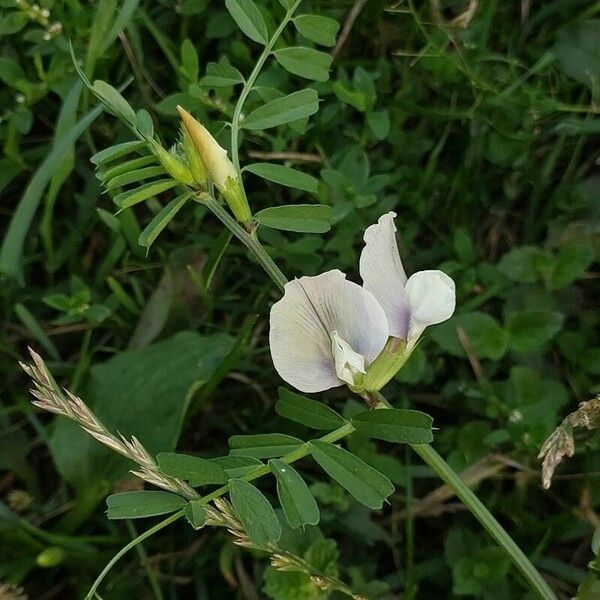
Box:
269 270 388 393
360 211 456 346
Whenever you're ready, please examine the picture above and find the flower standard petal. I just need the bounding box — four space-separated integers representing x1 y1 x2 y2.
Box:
404 270 456 344
269 270 389 393
359 211 410 339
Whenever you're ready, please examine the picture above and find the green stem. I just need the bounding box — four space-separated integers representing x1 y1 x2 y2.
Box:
198 193 287 291
410 443 555 600
85 510 184 600
200 422 355 504
126 520 164 600
369 392 555 599
209 210 556 597
230 0 303 171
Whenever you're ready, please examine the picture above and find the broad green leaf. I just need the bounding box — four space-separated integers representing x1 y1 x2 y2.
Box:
229 433 303 459
50 332 233 491
200 62 244 87
0 12 28 35
255 204 332 233
136 109 154 138
127 268 174 349
185 500 207 529
278 0 295 8
139 192 191 248
367 109 391 140
105 166 165 190
506 310 564 353
229 479 281 547
180 39 199 81
308 440 394 509
106 491 186 519
269 459 320 528
332 81 367 112
554 20 600 89
244 163 318 193
551 238 594 288
92 80 136 125
114 180 178 210
351 409 434 444
498 246 552 283
276 388 346 430
156 452 228 486
91 140 146 165
273 47 332 82
212 456 263 478
242 89 319 130
293 15 339 47
429 312 508 360
225 0 268 45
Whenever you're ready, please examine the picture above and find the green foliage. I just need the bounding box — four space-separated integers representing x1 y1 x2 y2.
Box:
229 432 303 458
276 388 346 430
156 452 228 486
229 478 282 546
269 459 320 528
106 491 186 519
255 204 332 233
351 408 434 444
242 89 320 129
51 332 233 491
2 0 599 597
245 162 318 193
308 440 394 510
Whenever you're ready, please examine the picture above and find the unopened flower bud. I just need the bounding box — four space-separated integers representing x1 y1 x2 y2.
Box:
177 105 251 223
7 489 32 512
36 547 65 567
148 140 195 186
181 127 207 185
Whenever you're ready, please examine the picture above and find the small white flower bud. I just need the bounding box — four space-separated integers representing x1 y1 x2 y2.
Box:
177 105 251 223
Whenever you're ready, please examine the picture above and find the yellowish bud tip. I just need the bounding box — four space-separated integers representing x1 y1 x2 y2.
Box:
177 105 251 223
177 106 232 189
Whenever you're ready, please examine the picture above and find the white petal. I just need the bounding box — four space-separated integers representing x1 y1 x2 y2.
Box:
359 211 411 339
405 270 456 343
331 330 366 387
269 270 388 393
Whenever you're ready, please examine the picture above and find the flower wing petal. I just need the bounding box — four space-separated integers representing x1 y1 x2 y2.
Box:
405 270 456 343
269 270 389 393
269 272 341 393
359 211 410 339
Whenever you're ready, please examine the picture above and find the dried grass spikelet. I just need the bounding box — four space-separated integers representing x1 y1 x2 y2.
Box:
539 395 600 489
21 348 197 500
0 583 27 600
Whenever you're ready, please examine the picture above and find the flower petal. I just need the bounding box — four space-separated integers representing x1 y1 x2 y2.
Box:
405 270 456 343
269 270 388 393
331 330 366 386
359 212 410 339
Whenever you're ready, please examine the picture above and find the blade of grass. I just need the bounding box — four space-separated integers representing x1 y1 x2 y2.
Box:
0 102 104 284
14 303 60 360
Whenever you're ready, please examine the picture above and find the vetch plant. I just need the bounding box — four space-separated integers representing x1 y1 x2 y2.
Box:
17 1 560 599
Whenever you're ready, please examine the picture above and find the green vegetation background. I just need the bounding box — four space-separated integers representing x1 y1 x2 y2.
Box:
1 0 599 598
